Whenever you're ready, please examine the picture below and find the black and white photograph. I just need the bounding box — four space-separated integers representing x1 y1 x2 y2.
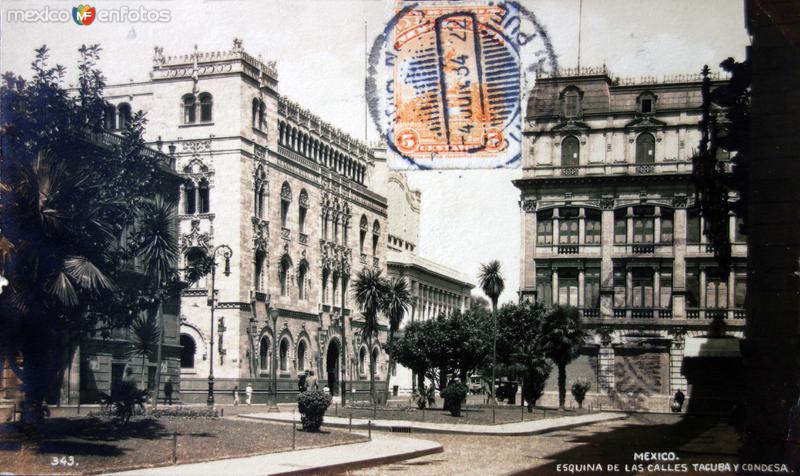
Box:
0 0 797 474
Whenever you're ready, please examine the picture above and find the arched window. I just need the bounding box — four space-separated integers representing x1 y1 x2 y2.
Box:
259 336 270 371
117 103 132 129
639 92 656 114
298 190 309 233
297 260 308 300
104 104 117 130
359 215 368 253
279 338 289 372
372 348 379 373
259 102 266 129
372 220 381 256
279 254 292 296
253 99 260 128
636 133 656 164
199 93 213 122
182 94 196 124
561 136 580 167
359 347 367 375
254 250 266 291
180 334 196 368
297 341 307 372
280 182 292 228
183 182 196 214
321 269 330 304
198 179 210 213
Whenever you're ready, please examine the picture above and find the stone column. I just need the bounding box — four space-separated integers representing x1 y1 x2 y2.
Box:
578 269 585 307
600 199 615 318
672 200 688 319
553 209 560 245
552 270 559 306
626 207 634 244
521 199 538 301
654 207 662 244
699 268 707 312
654 269 661 310
728 272 736 319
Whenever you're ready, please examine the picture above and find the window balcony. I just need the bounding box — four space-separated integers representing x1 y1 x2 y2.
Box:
373 257 380 268
733 310 746 319
581 308 600 319
360 253 368 265
536 243 601 257
521 161 695 179
687 308 700 319
299 232 309 246
281 227 291 241
631 244 655 254
631 309 654 319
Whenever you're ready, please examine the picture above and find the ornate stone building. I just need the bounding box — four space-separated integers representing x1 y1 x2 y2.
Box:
385 170 474 395
514 67 746 411
103 40 389 403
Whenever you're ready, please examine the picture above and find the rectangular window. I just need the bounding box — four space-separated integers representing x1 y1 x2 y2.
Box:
686 266 700 308
734 272 747 308
632 269 654 308
660 269 673 308
536 268 552 307
537 210 553 245
633 217 655 243
705 269 728 309
558 271 579 306
584 269 600 308
687 212 701 243
614 210 627 244
565 95 579 117
613 267 626 308
559 219 579 244
585 210 601 244
660 213 674 243
111 363 125 389
734 216 746 242
641 99 652 113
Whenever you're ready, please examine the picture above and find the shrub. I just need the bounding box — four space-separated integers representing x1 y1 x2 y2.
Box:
571 379 592 409
441 381 468 417
98 380 149 425
297 390 332 432
149 407 217 419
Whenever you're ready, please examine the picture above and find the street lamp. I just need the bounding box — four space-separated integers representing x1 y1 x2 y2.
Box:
268 307 280 412
207 244 233 407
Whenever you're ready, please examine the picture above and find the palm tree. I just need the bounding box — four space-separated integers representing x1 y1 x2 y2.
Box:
129 311 160 393
541 305 584 410
381 277 411 403
478 260 504 404
131 197 178 408
352 267 389 403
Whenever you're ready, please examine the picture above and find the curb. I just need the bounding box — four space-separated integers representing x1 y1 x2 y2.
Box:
268 438 443 475
239 412 627 436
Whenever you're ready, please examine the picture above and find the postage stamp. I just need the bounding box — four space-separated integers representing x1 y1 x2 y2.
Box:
373 0 558 170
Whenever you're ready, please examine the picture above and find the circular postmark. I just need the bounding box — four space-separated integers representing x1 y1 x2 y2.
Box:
366 1 559 170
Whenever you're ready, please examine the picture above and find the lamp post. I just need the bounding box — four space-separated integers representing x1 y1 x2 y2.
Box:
269 308 280 411
207 244 233 407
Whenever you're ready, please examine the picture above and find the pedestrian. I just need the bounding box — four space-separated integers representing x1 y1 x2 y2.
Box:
164 377 173 406
233 385 240 406
672 389 685 412
245 383 253 405
307 370 319 390
298 371 308 393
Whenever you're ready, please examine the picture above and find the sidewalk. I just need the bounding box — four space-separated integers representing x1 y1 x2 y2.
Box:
240 411 626 436
102 433 442 476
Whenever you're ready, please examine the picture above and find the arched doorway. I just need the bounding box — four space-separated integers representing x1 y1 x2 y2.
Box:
326 341 340 396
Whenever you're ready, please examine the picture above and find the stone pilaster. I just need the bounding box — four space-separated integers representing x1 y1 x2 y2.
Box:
669 330 687 393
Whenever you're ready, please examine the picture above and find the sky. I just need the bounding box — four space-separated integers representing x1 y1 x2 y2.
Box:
0 0 750 305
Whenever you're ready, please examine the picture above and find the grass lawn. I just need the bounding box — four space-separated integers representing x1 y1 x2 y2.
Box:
333 403 596 425
0 415 366 475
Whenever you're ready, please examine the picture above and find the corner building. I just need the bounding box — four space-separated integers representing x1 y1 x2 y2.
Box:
514 67 746 412
104 40 389 403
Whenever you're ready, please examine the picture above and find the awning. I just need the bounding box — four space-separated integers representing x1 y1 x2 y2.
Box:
684 337 741 358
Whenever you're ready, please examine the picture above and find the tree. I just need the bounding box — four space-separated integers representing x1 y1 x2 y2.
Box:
478 260 505 404
541 305 584 410
494 303 552 412
0 45 180 427
129 311 160 393
380 277 411 403
352 267 389 403
387 320 432 394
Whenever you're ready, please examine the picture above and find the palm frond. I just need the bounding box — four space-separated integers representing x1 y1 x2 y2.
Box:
130 311 160 357
64 255 116 294
135 197 178 285
478 260 505 303
46 270 78 307
383 277 411 334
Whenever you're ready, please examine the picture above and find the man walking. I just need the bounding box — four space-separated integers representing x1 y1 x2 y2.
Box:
164 377 174 406
245 383 253 405
233 385 240 406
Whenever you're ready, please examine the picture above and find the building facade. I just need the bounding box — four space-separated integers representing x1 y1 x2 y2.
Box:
385 171 474 395
103 40 389 403
514 67 746 411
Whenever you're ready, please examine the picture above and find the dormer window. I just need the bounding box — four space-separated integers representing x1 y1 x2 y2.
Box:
561 87 582 118
638 92 657 114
